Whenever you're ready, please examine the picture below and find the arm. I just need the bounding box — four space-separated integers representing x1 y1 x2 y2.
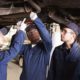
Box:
30 12 52 65
35 18 52 52
0 30 25 64
30 12 52 53
0 18 27 64
72 48 80 80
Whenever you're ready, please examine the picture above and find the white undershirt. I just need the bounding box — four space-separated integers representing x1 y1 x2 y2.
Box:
31 44 36 48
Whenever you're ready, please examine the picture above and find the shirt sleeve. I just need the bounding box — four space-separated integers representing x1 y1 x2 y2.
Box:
34 18 52 53
34 18 52 65
0 30 25 64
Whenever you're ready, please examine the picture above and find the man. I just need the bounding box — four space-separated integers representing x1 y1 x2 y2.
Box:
47 22 80 80
19 12 52 80
0 18 27 80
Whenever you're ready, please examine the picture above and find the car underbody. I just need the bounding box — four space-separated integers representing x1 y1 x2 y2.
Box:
0 0 80 27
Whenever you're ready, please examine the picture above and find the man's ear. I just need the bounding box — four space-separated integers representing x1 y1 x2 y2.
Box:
73 32 77 40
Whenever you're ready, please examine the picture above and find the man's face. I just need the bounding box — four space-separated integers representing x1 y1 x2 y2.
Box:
61 27 76 42
27 28 40 44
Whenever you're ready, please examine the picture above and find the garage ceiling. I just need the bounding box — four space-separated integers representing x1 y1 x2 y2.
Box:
0 0 80 26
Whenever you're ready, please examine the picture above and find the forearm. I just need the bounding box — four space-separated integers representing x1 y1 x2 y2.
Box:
0 30 25 64
34 18 52 52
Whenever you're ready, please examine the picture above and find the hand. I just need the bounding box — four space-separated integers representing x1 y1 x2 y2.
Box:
30 12 38 21
19 18 28 31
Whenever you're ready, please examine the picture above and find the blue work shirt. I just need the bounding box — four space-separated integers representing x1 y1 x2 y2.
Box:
0 30 25 80
20 18 52 80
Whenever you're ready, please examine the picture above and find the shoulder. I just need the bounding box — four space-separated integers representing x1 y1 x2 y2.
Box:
55 43 64 51
53 44 65 56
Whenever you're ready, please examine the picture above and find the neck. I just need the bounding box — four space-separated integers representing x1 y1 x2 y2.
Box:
66 43 71 49
65 41 75 49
